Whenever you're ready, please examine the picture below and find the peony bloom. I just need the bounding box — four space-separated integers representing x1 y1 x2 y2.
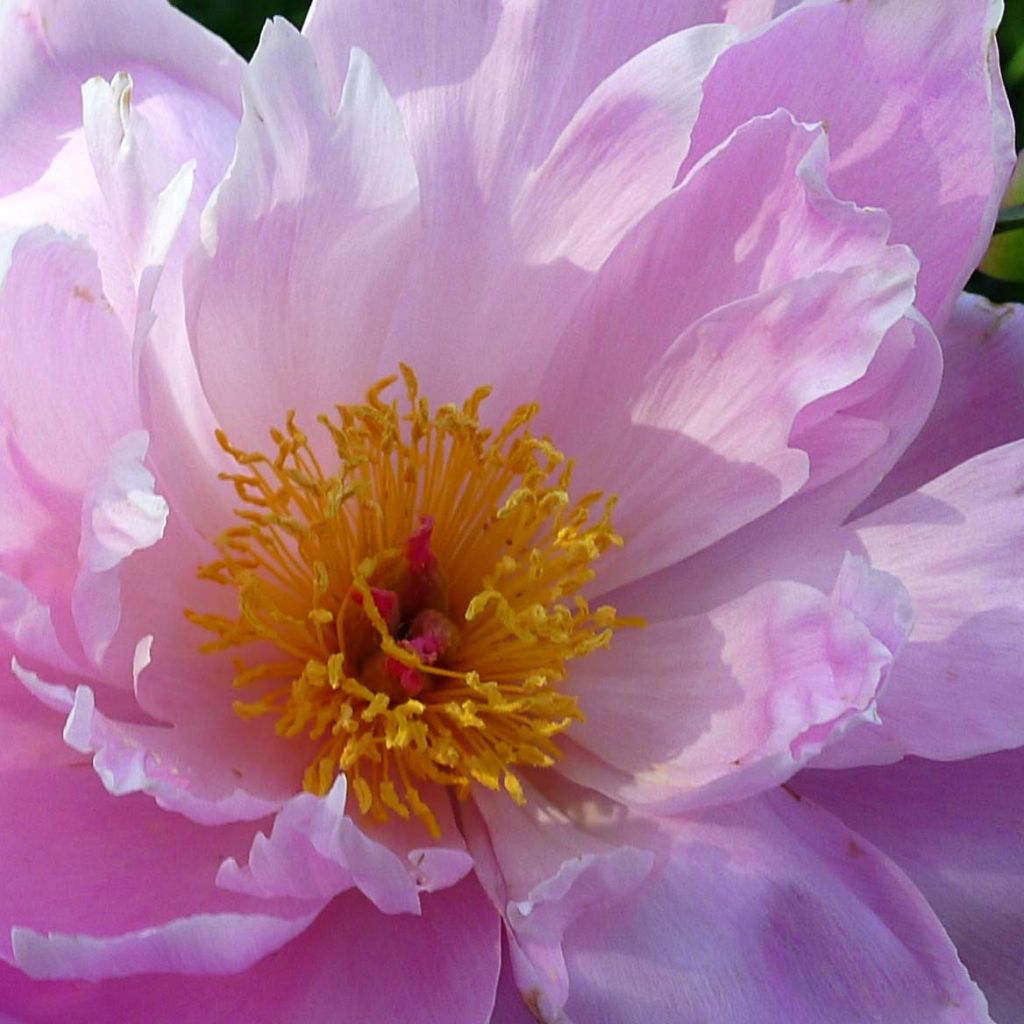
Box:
1 0 1021 1021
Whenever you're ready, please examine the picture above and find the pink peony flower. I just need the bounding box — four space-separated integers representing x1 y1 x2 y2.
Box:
1 1 1021 1021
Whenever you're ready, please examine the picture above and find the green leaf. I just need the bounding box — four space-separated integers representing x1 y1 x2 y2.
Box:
981 154 1024 282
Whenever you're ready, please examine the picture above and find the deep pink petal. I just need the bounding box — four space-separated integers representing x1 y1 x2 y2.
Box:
559 790 991 1023
0 661 315 980
0 881 499 1024
559 558 909 812
682 0 1013 324
797 751 1024 1024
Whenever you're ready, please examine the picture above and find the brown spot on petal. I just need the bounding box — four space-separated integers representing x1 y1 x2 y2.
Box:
522 989 547 1022
781 783 802 802
73 284 95 304
847 839 867 859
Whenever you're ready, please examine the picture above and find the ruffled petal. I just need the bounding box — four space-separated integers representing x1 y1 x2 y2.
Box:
682 0 1013 324
216 776 472 913
71 431 168 668
535 111 917 586
558 790 991 1023
14 662 286 826
797 751 1024 1024
189 19 419 451
559 557 909 812
464 775 660 1023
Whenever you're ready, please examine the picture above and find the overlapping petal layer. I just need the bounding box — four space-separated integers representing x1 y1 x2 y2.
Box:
0 1 1020 1021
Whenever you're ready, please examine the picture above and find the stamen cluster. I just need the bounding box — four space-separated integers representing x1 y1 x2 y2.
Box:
189 367 631 835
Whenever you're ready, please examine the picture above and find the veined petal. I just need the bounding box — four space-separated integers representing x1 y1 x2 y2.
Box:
557 790 991 1023
464 775 659 1024
559 557 909 812
797 750 1024 1024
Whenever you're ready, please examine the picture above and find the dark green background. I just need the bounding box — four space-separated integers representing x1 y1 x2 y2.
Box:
171 0 1024 303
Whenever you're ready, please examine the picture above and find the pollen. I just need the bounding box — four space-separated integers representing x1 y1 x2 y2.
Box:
187 367 635 837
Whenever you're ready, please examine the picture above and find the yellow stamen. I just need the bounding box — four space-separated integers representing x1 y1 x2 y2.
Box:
187 366 637 837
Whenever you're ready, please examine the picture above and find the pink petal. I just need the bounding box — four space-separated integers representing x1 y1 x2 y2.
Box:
869 293 1024 510
0 230 135 495
682 0 1014 324
72 431 168 668
510 24 736 272
306 3 739 407
559 558 909 812
464 776 657 1023
559 790 991 1023
0 673 316 980
216 776 472 913
0 881 499 1024
797 750 1024 1024
554 259 915 589
533 110 918 587
189 20 418 450
14 662 286 826
11 910 316 983
490 934 541 1024
0 0 242 319
831 441 1024 764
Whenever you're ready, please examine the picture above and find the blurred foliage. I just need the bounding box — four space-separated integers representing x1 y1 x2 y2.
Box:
175 1 1024 300
170 1 310 58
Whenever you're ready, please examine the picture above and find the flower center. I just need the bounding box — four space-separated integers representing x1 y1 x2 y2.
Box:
188 367 633 836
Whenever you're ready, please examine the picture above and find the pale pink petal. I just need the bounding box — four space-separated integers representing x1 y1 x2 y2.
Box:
306 3 744 406
869 293 1024 510
559 558 909 813
559 790 991 1023
0 575 79 675
0 230 135 494
190 20 418 450
11 910 317 983
682 0 1013 324
0 0 241 319
216 776 471 913
835 441 1024 763
797 751 1024 1024
0 881 499 1024
72 431 168 668
531 111 917 586
511 24 736 272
